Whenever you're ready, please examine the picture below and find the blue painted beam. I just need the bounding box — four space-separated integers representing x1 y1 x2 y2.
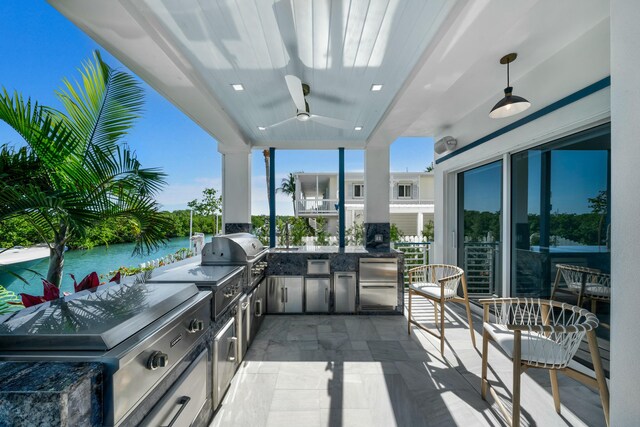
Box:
339 148 345 248
436 76 611 164
269 147 276 248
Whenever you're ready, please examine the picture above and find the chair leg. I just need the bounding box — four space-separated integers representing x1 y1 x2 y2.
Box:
407 289 412 335
440 298 445 355
549 370 561 413
461 274 476 348
512 331 522 427
481 329 489 400
587 330 610 427
591 298 597 315
551 268 562 300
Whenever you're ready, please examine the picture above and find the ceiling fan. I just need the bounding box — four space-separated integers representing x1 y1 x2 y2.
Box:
264 75 350 129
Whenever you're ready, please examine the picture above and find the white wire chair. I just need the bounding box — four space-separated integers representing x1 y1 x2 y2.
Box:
407 264 476 354
479 298 609 427
551 264 611 327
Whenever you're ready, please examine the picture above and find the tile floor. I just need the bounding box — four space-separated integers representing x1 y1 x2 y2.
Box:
210 297 608 427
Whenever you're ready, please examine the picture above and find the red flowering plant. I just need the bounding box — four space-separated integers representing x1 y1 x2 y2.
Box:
18 271 121 308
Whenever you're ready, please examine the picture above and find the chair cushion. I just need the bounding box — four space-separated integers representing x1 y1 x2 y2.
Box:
410 282 457 299
565 282 610 298
484 322 568 366
584 284 610 297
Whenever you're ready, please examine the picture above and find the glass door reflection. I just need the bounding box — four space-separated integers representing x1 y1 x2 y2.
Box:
457 161 503 298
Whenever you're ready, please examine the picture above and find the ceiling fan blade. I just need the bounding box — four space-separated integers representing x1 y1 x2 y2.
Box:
266 117 296 129
311 115 351 129
285 75 306 112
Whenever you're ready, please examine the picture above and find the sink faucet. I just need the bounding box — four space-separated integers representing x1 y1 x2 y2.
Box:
284 221 291 249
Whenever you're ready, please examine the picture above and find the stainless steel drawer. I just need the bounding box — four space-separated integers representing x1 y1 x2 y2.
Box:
359 258 398 283
141 349 209 427
307 259 330 275
359 282 397 311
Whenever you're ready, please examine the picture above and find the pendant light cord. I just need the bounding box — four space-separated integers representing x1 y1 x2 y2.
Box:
506 62 510 87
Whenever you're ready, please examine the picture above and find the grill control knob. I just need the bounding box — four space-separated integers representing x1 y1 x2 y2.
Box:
147 351 169 370
188 319 204 333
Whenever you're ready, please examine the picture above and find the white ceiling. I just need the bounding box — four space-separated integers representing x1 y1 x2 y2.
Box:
125 0 454 144
48 0 610 152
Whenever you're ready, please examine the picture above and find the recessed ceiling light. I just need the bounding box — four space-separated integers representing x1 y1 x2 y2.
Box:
354 126 363 131
231 84 244 91
370 84 383 92
258 126 266 130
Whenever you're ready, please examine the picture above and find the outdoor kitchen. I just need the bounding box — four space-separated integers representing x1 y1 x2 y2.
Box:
0 233 403 426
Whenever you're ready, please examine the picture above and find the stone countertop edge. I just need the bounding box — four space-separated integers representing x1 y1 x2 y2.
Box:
0 361 103 427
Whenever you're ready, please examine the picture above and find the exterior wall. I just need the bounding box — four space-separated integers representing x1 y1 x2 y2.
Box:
610 0 640 423
419 175 435 200
432 19 610 279
390 213 418 235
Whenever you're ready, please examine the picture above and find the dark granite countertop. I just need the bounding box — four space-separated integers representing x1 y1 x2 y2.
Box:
0 361 103 426
269 246 401 255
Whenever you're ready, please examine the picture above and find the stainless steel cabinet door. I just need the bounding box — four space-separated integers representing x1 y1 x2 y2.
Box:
283 277 304 313
267 277 286 313
305 278 330 312
213 317 238 409
334 272 356 313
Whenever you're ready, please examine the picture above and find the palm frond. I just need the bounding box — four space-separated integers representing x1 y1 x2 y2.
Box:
55 50 144 156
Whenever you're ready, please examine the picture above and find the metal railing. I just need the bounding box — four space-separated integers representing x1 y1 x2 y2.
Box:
394 241 431 287
296 198 339 215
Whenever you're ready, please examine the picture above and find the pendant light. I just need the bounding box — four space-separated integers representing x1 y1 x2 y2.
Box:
489 53 531 119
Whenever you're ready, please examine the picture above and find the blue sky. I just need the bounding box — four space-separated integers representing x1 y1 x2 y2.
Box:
0 2 434 215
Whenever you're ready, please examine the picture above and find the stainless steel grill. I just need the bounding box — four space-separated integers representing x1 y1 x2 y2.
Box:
0 282 212 426
204 233 268 290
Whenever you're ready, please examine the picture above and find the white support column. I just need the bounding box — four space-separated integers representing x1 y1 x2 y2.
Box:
364 145 391 248
364 146 390 223
611 1 640 424
417 212 424 238
221 149 252 231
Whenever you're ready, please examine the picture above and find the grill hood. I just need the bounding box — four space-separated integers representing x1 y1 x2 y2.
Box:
202 233 266 264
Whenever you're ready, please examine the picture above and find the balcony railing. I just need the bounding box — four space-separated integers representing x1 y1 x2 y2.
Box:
296 198 339 215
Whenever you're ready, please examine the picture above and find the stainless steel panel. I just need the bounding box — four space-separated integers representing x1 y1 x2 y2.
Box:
305 278 330 312
0 282 200 351
334 272 356 313
267 277 286 313
307 259 330 275
250 280 266 339
236 295 250 362
213 317 237 409
359 282 397 311
284 277 304 313
359 258 398 283
150 263 243 286
140 349 209 427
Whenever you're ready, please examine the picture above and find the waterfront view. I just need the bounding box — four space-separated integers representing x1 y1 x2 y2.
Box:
2 236 205 295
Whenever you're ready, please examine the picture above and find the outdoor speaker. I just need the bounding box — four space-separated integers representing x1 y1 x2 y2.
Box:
434 136 457 154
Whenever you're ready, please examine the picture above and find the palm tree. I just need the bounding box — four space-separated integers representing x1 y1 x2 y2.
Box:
0 51 169 287
277 172 297 213
263 149 270 205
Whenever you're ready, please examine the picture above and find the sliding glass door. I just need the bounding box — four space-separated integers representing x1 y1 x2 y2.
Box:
511 124 611 299
457 161 503 298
